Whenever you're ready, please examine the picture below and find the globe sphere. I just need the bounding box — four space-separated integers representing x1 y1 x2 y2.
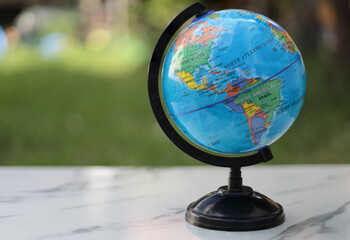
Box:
161 10 306 154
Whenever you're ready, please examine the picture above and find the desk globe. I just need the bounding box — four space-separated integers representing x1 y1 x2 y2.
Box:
148 2 306 231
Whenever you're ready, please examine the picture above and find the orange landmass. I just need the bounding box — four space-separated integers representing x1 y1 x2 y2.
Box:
241 102 266 146
256 16 296 53
197 26 220 45
245 109 268 145
255 109 267 119
207 84 218 92
247 77 258 85
245 114 257 145
174 26 196 51
174 21 221 51
224 81 241 98
267 22 296 54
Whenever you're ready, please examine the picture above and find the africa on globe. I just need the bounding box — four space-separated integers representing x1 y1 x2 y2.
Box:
161 9 306 154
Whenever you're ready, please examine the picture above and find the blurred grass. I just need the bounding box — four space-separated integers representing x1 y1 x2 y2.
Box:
0 46 349 165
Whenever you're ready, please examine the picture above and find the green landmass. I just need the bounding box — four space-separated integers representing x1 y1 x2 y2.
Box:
173 39 213 75
237 78 282 123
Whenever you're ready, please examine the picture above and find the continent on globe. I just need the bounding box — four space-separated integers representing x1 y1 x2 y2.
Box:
172 20 223 91
223 77 282 145
173 39 213 76
256 15 297 54
174 22 221 51
176 71 208 91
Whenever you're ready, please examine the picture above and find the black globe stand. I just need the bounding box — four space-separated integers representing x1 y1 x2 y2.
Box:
186 166 285 231
148 2 285 231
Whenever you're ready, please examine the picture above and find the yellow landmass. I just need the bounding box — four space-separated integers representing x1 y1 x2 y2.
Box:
256 16 266 21
265 122 271 128
176 71 207 91
248 78 258 85
242 101 260 118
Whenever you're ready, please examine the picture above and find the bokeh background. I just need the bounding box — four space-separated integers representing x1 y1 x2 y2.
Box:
0 0 349 165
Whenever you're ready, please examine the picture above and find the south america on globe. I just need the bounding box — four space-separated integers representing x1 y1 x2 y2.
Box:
161 10 306 154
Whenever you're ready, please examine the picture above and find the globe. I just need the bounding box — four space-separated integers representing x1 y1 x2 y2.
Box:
161 9 306 155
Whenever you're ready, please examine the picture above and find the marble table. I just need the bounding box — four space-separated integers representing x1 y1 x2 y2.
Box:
0 165 349 240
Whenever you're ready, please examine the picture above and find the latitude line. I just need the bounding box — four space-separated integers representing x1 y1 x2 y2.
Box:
169 55 301 117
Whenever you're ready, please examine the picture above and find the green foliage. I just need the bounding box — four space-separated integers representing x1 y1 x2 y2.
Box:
0 46 348 165
37 10 79 37
0 44 192 166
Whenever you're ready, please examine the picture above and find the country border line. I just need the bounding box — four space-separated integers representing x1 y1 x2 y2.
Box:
169 54 301 117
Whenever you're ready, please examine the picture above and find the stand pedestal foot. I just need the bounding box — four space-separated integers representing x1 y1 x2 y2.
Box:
185 185 285 231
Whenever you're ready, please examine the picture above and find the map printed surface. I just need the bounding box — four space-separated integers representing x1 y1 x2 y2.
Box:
162 10 306 154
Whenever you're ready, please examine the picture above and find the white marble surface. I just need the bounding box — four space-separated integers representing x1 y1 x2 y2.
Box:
0 165 349 240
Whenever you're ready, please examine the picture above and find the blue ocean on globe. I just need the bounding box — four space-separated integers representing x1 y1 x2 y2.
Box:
161 10 306 155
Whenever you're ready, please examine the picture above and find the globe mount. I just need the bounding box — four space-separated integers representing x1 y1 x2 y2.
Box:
147 2 300 231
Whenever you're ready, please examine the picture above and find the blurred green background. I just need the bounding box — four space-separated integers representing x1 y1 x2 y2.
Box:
0 0 349 165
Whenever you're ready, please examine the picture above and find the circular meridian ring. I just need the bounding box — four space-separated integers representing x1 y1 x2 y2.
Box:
147 2 273 168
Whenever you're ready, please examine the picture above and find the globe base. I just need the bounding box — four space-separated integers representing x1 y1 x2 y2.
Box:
185 169 284 231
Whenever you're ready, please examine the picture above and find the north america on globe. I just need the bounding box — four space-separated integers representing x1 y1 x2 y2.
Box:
161 10 306 154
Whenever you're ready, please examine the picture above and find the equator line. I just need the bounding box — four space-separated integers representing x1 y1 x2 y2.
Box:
169 55 301 117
